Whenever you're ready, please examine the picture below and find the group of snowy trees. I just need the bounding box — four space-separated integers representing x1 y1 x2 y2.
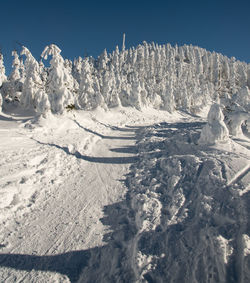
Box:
0 42 250 115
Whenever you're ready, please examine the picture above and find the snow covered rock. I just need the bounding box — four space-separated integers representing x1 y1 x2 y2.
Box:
199 103 229 144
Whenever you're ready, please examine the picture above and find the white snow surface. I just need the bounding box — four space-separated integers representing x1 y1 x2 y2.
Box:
0 106 250 283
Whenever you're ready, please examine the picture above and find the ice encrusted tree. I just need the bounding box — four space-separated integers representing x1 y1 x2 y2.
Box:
223 86 250 136
7 51 23 102
72 57 83 84
9 51 21 82
0 52 6 86
41 44 75 113
78 57 96 109
20 46 50 113
78 57 105 110
199 103 229 144
0 52 6 111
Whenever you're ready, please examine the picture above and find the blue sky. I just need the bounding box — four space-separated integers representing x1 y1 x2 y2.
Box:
1 0 249 74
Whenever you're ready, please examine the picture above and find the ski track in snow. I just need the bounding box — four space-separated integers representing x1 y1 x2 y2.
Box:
0 109 250 282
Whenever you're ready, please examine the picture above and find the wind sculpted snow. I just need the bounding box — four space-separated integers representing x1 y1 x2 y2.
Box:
0 108 249 282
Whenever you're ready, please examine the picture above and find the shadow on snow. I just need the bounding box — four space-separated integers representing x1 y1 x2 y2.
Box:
1 121 249 282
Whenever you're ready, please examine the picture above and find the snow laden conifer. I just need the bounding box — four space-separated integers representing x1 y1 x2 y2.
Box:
41 44 75 113
7 51 23 102
0 52 7 111
20 46 50 113
0 52 6 87
78 57 104 110
9 51 21 82
72 57 83 85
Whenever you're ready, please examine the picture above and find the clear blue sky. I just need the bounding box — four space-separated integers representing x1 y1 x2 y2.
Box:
1 0 249 74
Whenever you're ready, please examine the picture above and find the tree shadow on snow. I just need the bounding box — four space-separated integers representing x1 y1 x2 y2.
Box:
124 121 250 283
0 123 142 282
0 199 137 282
93 120 138 132
73 120 137 140
32 138 139 164
2 121 244 282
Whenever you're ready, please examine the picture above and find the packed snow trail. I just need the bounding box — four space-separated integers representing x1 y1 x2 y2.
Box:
0 108 250 282
0 110 143 282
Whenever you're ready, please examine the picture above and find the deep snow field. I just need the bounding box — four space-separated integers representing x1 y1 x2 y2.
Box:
0 106 250 282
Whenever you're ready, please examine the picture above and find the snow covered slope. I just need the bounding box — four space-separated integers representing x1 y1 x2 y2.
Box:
0 107 249 282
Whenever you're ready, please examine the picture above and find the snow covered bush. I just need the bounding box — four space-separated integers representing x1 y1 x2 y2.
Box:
222 86 250 137
226 110 249 136
232 86 250 112
199 103 229 145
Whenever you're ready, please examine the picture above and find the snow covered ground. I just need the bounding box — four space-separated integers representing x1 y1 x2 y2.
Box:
0 107 249 282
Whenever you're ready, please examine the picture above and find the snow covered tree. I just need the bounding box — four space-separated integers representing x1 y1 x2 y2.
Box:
6 51 23 102
0 52 6 87
9 51 21 82
130 79 143 110
199 104 229 144
101 67 121 108
0 52 7 110
41 44 75 113
77 57 104 109
72 57 83 84
19 46 50 113
0 53 6 107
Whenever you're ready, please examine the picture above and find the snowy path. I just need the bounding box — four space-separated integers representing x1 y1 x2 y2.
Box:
0 109 250 282
0 115 139 282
